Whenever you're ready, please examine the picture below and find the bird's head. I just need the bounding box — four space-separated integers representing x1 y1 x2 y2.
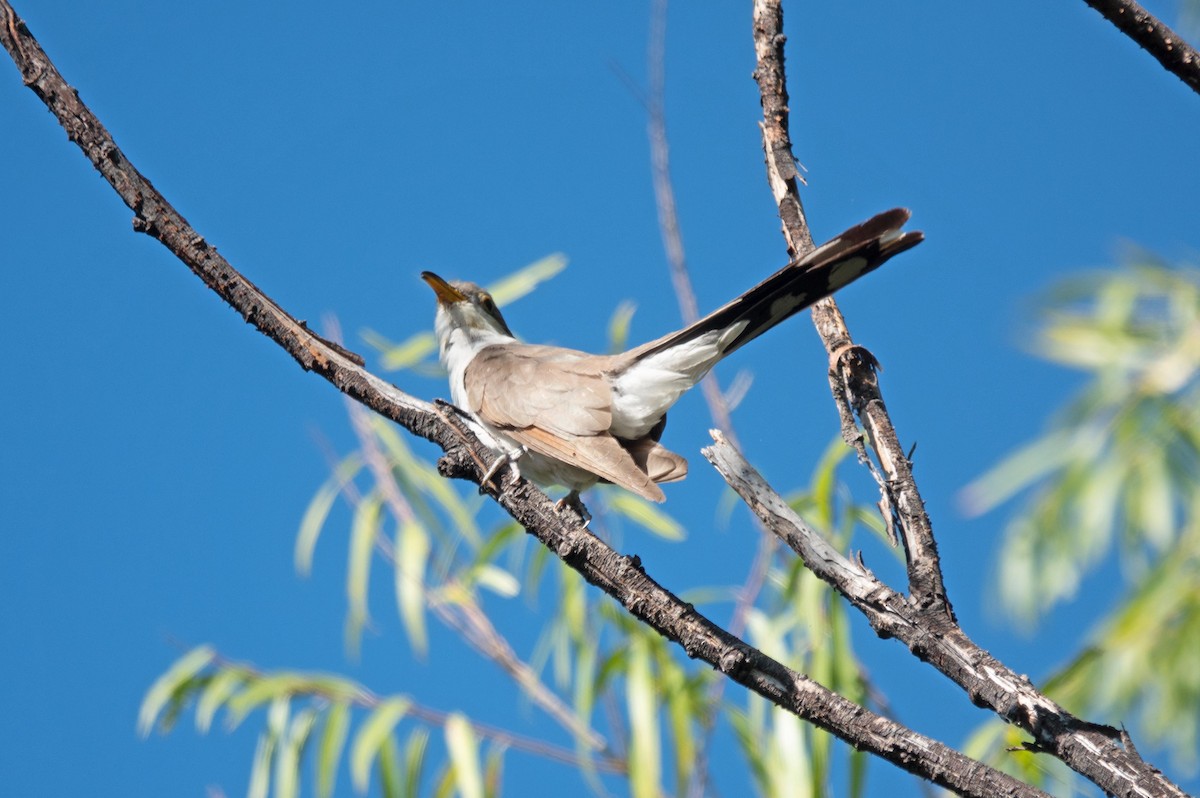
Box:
421 272 515 346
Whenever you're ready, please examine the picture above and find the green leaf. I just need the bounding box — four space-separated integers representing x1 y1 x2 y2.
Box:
225 675 301 729
768 708 811 798
485 253 568 307
316 701 351 798
378 734 403 798
483 744 506 798
445 713 483 798
247 731 274 798
959 429 1079 517
138 645 215 737
346 493 383 657
605 491 685 540
626 635 661 798
296 454 362 576
371 416 483 548
606 300 637 353
396 519 431 656
662 658 696 796
351 697 412 792
472 564 520 598
377 330 439 372
195 666 244 733
402 728 430 798
729 705 770 792
274 707 316 798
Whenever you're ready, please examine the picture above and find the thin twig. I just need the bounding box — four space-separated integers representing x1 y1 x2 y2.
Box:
207 649 628 774
641 4 777 795
1081 0 1200 95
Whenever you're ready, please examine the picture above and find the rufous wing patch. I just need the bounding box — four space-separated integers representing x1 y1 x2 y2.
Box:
505 426 666 502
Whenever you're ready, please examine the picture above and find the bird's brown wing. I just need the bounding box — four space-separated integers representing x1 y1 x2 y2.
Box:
512 426 666 502
464 344 671 501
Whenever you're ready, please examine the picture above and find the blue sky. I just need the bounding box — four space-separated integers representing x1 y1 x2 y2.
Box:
3 1 1199 795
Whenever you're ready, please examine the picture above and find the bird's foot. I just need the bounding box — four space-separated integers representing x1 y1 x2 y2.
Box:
555 491 592 527
479 445 526 494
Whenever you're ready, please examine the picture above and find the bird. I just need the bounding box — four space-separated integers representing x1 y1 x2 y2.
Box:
422 208 922 508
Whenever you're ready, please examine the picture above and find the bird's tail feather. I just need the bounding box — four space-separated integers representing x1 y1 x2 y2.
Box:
627 208 922 367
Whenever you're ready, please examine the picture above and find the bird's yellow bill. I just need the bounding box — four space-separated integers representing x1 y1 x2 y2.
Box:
421 271 467 305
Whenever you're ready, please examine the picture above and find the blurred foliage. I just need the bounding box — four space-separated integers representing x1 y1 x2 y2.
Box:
141 260 894 797
962 256 1200 785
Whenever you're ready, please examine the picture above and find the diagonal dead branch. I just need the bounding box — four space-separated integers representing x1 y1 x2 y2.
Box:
704 433 1189 798
1080 0 1200 95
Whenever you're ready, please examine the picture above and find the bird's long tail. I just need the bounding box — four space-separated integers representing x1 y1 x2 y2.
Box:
609 209 923 436
630 208 922 368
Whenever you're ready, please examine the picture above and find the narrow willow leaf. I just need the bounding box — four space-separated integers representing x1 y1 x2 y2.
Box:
626 635 662 798
396 519 431 656
445 713 483 798
728 706 769 792
485 253 568 307
959 428 1080 516
432 764 456 798
248 731 273 798
1132 450 1174 550
379 735 403 798
662 659 696 796
350 697 412 792
195 667 244 733
606 492 685 540
308 675 366 703
347 493 383 657
297 455 362 577
225 675 301 729
317 701 351 798
472 564 520 598
606 300 637 353
371 417 482 547
138 645 215 737
471 522 521 571
275 708 316 798
809 437 851 530
483 744 506 798
769 708 810 798
378 330 438 372
572 638 598 743
848 745 868 798
267 694 291 738
403 728 430 798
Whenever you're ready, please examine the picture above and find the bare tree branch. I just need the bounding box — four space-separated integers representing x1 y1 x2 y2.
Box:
705 433 1190 798
746 1 1190 796
0 3 1053 793
751 0 950 619
1081 0 1200 95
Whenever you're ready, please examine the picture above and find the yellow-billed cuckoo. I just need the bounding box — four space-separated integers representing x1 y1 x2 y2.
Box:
423 208 922 506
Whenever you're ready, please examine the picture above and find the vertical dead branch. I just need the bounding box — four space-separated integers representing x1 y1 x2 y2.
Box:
742 2 1191 796
750 0 950 613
